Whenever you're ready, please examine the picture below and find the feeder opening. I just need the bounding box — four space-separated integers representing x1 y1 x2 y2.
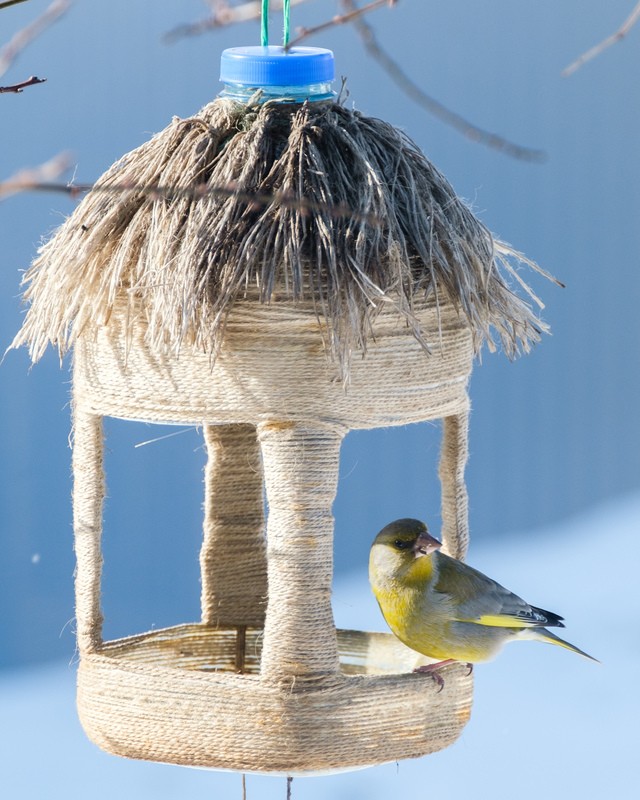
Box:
99 419 206 642
92 417 452 684
334 423 444 570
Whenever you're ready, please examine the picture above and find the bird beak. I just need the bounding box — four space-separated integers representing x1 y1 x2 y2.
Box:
413 531 442 557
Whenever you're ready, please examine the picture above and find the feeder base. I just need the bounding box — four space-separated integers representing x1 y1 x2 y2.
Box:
77 624 473 774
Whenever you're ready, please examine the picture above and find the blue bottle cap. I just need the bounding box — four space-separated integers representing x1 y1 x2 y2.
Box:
220 46 334 87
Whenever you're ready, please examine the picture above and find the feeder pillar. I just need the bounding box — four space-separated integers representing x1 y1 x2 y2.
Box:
201 423 267 628
72 408 105 654
258 420 344 682
439 411 470 560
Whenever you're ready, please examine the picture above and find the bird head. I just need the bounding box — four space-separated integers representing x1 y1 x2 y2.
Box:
369 518 442 582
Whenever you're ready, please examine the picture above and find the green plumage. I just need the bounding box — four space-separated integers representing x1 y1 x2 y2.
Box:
369 518 597 664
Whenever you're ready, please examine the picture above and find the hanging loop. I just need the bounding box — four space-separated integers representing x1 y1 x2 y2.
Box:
261 0 269 46
261 0 292 47
283 0 291 46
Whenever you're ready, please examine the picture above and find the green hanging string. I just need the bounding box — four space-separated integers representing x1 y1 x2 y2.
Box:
261 0 269 46
283 0 291 46
261 0 291 48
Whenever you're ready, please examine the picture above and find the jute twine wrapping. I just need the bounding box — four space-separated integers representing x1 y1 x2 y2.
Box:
71 297 471 427
258 421 343 682
201 424 267 628
77 636 473 774
68 295 474 772
72 408 105 653
439 414 470 560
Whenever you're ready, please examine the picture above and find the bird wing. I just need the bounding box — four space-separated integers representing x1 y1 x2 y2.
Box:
432 553 563 628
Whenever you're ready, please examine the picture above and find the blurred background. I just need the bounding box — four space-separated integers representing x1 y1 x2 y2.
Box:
1 1 638 797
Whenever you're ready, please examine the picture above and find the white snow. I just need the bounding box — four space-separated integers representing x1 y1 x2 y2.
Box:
2 494 638 799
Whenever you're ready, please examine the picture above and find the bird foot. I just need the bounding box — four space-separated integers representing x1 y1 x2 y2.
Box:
413 659 457 692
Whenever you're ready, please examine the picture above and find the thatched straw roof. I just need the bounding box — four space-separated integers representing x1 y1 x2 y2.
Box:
12 98 551 374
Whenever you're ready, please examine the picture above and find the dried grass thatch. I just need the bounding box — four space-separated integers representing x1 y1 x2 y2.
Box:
13 97 552 374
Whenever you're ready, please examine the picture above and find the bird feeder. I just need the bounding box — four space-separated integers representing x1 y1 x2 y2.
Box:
13 45 547 774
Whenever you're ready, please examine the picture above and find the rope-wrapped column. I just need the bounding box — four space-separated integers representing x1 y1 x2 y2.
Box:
257 420 345 683
439 410 470 560
72 406 105 654
200 424 267 628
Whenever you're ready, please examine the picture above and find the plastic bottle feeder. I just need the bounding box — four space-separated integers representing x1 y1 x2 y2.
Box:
13 46 546 774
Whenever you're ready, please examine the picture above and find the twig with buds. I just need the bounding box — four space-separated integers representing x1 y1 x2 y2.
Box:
563 1 640 76
0 73 45 92
286 0 396 49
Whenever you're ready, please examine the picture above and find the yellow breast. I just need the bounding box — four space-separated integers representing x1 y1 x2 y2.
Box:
370 549 435 643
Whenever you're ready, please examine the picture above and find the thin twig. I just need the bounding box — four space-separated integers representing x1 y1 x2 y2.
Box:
0 0 69 78
165 0 310 43
0 151 73 199
341 0 545 162
286 0 396 49
0 171 380 224
562 1 640 76
0 73 45 92
0 0 32 10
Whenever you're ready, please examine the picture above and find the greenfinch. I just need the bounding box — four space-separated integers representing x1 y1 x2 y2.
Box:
369 518 596 668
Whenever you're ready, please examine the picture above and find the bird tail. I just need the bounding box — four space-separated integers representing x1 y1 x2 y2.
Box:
520 627 599 662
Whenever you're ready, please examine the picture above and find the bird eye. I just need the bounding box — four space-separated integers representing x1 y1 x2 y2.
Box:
394 539 411 550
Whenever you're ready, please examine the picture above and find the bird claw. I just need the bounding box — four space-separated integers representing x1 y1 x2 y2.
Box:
413 659 457 692
412 659 473 690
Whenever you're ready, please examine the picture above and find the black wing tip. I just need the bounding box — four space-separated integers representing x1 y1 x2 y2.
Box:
531 605 565 628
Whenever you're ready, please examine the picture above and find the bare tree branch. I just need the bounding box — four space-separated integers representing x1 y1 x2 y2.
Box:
0 0 69 79
0 73 45 92
0 166 380 224
286 0 395 49
1 73 44 94
341 0 545 163
0 0 32 11
563 1 640 76
0 152 73 199
165 0 310 44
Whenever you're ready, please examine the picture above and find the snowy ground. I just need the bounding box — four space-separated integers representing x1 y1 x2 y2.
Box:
2 494 638 799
